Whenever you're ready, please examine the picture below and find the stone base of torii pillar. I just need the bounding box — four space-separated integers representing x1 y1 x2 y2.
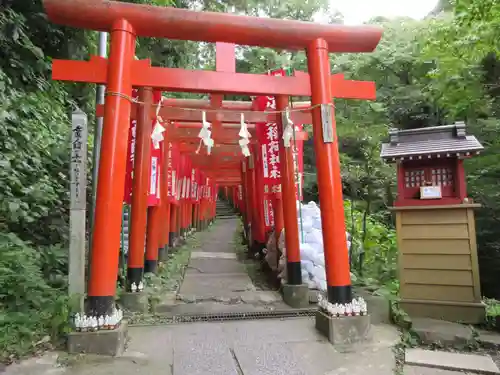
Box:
315 311 372 346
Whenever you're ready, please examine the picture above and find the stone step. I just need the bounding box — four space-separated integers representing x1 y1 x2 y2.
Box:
405 348 500 374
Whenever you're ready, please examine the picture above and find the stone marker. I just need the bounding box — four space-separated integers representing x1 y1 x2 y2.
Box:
69 108 88 314
405 348 500 374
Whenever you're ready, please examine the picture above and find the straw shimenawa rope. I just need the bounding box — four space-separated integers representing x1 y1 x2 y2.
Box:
104 91 334 115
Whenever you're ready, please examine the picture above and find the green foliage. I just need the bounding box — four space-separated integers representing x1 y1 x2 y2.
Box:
344 201 398 285
0 233 69 363
0 72 71 245
485 299 500 317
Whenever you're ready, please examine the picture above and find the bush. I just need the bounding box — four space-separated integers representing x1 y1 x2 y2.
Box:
344 200 398 286
0 233 69 363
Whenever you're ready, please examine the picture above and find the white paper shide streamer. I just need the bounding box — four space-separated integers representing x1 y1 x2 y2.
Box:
151 96 166 149
197 111 214 155
282 108 294 148
238 113 251 157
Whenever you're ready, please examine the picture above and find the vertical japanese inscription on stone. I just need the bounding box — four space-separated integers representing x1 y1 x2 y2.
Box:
71 109 88 210
69 108 87 313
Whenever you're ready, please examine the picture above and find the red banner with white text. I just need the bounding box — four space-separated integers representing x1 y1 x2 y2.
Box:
123 89 163 206
167 142 180 204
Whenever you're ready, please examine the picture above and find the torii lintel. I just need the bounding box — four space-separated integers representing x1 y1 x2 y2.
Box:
53 57 377 99
42 0 382 53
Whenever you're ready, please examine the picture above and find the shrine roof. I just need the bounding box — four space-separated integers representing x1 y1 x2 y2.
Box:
380 122 484 161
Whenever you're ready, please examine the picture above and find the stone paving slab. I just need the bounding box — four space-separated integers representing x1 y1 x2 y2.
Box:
411 318 474 346
324 347 396 375
72 357 170 375
194 243 237 253
287 341 338 375
404 365 470 375
186 258 246 274
222 317 325 345
173 342 238 375
477 330 500 348
405 348 500 374
233 342 306 375
191 251 237 259
3 353 66 375
179 274 253 299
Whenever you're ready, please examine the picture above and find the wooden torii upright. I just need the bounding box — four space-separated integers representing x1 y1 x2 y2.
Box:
43 0 382 317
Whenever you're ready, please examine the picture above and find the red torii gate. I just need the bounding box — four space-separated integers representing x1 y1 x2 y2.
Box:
43 0 382 317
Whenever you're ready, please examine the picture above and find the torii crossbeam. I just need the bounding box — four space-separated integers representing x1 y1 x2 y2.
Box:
42 0 382 317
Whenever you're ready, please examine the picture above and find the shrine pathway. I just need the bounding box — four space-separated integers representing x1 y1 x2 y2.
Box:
172 217 287 313
5 217 401 375
4 211 500 374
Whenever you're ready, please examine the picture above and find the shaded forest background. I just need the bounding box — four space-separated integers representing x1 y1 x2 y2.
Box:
1 0 499 362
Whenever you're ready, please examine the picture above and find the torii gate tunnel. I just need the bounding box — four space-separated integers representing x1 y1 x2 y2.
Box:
43 0 382 316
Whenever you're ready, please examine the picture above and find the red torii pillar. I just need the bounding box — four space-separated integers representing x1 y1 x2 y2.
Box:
273 192 285 267
308 39 352 303
240 162 248 230
242 160 252 242
144 178 162 273
127 87 153 289
276 96 304 295
87 19 135 316
159 140 171 260
169 202 178 246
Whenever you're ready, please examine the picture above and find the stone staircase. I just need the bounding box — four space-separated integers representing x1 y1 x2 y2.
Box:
216 200 237 220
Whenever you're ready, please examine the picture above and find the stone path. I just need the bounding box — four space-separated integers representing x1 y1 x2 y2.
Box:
4 319 400 375
5 212 500 375
173 217 285 311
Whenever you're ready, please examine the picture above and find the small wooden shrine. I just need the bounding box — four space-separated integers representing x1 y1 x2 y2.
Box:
381 122 485 323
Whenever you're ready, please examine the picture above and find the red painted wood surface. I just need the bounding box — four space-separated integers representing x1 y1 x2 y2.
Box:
43 0 382 52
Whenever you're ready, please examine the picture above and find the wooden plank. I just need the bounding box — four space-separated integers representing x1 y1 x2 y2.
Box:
401 254 472 270
400 223 470 239
402 269 473 287
400 299 485 324
401 209 467 225
401 239 471 255
401 284 475 302
466 208 482 301
395 211 404 281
